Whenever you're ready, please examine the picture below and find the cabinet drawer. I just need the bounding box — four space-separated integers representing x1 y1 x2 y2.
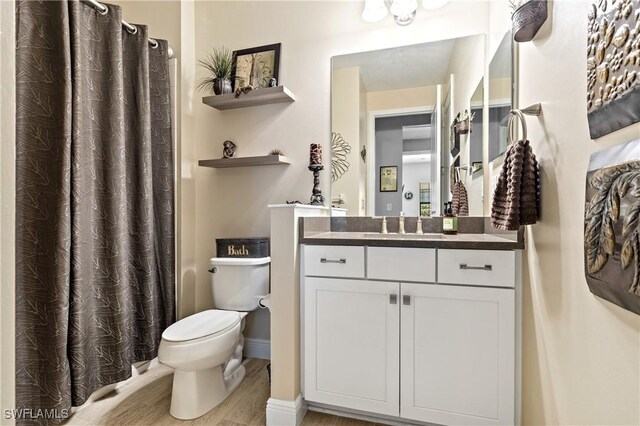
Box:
304 245 365 278
438 249 515 287
368 247 436 283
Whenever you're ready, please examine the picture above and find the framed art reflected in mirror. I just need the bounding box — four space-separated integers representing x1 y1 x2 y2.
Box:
380 166 398 192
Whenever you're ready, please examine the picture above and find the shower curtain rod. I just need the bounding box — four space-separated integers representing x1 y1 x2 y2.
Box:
84 0 174 58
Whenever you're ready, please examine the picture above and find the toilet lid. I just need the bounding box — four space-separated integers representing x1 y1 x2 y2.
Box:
162 310 240 342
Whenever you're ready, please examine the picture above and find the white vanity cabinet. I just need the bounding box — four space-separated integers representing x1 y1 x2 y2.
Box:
303 277 399 416
302 245 518 426
400 283 515 425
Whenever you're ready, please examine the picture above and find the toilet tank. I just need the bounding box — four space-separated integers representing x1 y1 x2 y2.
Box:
209 257 270 311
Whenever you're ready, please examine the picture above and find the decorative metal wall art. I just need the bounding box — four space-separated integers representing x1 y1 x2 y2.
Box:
587 0 640 139
584 139 640 315
331 132 352 182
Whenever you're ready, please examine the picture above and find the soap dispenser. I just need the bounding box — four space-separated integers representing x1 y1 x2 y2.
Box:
443 202 458 235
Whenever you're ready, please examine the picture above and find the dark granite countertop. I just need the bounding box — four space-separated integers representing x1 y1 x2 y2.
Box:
300 231 524 250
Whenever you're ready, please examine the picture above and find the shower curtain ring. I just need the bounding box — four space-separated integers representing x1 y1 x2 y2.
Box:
126 25 138 35
97 4 108 15
149 39 159 49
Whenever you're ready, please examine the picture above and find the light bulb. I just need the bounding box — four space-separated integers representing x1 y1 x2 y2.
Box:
362 0 388 22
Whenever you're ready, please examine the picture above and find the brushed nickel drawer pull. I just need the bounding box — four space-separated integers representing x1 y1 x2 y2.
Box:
460 263 493 271
320 258 347 264
389 294 397 305
403 295 411 306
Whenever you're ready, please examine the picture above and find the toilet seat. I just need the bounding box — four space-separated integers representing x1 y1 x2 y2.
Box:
162 309 240 342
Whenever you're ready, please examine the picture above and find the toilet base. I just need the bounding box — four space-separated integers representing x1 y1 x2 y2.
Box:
169 364 246 420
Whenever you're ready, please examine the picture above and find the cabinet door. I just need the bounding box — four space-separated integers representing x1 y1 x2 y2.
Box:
304 277 399 416
401 283 515 426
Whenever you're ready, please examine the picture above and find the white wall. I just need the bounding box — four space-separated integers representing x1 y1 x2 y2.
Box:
331 67 362 215
367 86 438 112
358 74 367 215
192 0 491 346
447 35 486 120
518 1 640 424
112 0 197 320
489 76 511 101
402 161 431 216
0 0 16 423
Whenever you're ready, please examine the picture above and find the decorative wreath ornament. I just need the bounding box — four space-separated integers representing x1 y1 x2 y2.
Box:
331 132 352 182
404 191 414 200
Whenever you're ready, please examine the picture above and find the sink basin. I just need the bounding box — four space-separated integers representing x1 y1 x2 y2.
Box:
363 233 446 240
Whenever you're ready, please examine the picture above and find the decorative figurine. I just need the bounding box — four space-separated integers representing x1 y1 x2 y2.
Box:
222 140 237 158
308 143 325 206
268 77 277 87
234 85 254 98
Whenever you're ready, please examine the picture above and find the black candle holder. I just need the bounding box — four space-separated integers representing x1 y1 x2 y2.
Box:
308 164 325 206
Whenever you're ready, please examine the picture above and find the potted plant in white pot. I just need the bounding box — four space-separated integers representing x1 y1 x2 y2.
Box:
197 47 234 95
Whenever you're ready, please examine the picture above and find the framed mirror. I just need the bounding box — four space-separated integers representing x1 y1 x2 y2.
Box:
331 35 488 217
467 78 484 216
488 31 513 162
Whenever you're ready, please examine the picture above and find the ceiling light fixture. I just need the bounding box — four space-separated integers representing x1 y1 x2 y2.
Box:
421 0 450 10
362 0 388 22
362 0 449 26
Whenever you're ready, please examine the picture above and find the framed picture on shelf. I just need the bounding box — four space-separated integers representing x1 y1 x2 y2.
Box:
380 166 398 192
232 43 281 91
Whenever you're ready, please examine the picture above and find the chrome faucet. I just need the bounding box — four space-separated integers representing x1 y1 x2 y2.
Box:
381 216 388 234
398 211 406 234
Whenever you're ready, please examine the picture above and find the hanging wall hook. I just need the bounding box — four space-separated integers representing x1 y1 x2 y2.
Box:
508 103 542 144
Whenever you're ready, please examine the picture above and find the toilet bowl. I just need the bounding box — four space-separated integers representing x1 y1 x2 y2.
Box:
158 256 270 419
158 309 247 419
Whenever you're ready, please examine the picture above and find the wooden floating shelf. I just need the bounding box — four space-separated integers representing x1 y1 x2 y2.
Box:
202 86 296 110
198 155 291 169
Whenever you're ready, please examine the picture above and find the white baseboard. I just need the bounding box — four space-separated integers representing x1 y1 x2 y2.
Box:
244 338 271 360
266 394 306 426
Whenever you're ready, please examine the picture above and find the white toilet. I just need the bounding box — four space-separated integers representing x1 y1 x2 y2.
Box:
158 256 270 420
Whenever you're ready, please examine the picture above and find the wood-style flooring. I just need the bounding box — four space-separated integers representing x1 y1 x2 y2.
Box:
63 358 378 426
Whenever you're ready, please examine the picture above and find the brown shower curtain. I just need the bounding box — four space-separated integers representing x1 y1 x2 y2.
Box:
15 1 175 423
